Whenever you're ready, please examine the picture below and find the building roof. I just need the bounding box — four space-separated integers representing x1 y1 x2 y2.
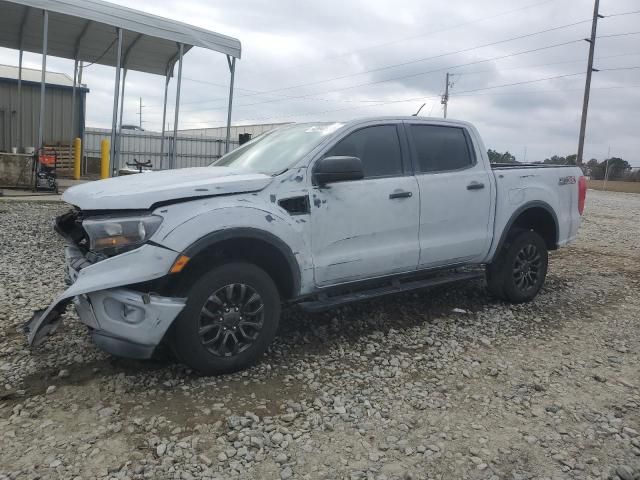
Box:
0 63 89 89
0 0 241 76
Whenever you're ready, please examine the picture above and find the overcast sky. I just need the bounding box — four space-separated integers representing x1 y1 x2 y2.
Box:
1 0 639 164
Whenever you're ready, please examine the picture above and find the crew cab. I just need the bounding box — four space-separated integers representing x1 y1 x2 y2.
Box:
25 117 586 374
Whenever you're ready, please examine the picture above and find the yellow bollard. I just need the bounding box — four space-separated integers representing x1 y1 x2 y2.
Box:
73 137 82 180
100 139 110 179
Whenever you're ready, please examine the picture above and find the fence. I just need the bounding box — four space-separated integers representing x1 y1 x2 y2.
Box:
84 128 241 173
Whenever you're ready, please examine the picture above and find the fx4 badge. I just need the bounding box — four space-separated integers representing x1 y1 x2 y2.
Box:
559 176 576 185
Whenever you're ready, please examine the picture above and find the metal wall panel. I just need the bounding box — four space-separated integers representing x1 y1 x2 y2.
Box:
85 127 240 170
0 80 85 151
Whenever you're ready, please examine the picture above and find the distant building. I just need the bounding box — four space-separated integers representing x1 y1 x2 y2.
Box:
0 64 88 152
179 122 292 142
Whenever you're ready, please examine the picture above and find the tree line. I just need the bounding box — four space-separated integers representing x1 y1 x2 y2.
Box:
487 149 638 181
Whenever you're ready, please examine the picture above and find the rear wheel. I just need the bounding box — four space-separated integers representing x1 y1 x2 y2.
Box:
486 230 548 303
172 262 280 375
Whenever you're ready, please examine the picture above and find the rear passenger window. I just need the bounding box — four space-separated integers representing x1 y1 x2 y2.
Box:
410 125 473 173
326 125 403 178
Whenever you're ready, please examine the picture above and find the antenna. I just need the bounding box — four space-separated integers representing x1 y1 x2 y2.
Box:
412 103 427 116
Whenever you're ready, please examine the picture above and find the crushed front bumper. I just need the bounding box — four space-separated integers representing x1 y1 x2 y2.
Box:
25 243 186 359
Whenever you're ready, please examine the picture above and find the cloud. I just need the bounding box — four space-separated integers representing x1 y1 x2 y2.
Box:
0 0 637 164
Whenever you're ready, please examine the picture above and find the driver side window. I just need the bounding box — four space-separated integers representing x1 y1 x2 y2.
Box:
325 125 403 178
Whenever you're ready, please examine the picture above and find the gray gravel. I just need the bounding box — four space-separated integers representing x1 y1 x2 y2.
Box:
0 189 639 480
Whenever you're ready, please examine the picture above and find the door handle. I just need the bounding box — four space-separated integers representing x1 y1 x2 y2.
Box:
389 191 413 199
466 182 485 191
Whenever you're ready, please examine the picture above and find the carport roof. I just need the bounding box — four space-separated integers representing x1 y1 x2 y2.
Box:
0 0 242 76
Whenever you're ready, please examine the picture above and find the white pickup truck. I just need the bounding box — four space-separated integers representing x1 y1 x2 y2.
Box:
25 117 586 374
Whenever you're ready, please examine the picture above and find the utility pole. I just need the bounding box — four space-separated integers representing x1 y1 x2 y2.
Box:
441 73 451 118
137 97 145 128
577 0 603 165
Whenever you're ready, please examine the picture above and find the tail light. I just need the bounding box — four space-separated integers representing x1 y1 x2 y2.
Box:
578 176 587 215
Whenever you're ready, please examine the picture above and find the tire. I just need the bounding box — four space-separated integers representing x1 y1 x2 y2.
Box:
172 262 280 375
485 230 548 303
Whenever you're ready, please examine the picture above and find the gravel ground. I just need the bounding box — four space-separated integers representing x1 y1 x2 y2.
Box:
0 190 639 480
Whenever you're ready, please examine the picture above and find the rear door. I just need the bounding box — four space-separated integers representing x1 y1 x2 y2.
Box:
310 122 420 286
406 122 492 268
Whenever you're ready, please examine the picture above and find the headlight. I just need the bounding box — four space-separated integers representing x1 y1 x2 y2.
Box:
82 214 163 255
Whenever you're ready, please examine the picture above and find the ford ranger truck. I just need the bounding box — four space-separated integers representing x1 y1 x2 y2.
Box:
25 118 586 374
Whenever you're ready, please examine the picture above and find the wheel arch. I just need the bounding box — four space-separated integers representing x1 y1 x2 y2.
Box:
492 201 559 261
173 227 301 300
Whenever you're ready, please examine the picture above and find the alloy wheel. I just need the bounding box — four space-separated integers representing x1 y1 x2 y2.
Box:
512 243 542 292
198 283 265 357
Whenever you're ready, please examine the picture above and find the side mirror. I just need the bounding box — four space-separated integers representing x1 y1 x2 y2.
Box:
313 156 364 186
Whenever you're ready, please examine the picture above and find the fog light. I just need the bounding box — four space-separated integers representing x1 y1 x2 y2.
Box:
103 298 145 324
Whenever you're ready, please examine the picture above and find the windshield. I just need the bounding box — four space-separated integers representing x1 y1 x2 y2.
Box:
211 123 345 174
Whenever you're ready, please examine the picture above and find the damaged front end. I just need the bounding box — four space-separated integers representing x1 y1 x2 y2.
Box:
24 209 186 359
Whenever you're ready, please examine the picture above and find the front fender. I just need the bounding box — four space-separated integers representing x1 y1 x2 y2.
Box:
157 205 314 292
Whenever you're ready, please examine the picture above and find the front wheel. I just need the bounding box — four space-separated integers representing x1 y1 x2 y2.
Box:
486 230 548 303
172 262 280 375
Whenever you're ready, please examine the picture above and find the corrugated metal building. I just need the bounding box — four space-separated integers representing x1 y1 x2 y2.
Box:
0 64 88 152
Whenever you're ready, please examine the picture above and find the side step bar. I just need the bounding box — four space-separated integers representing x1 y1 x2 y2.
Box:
298 269 485 312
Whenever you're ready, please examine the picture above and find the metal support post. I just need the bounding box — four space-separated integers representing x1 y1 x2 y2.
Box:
109 28 123 176
171 43 184 169
37 10 49 150
70 58 78 152
17 7 29 150
116 68 128 169
78 61 86 174
160 73 170 169
225 55 236 153
17 48 23 150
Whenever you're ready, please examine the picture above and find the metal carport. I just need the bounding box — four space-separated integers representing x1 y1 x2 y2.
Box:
0 0 241 174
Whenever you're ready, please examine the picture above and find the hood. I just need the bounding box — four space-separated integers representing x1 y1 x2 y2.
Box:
63 167 273 210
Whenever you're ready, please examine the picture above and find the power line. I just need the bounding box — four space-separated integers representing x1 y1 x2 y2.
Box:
604 10 640 18
178 71 589 126
175 84 640 128
245 19 593 96
598 31 640 39
178 66 640 127
213 32 640 112
173 18 594 108
150 53 640 123
152 22 639 114
597 66 640 72
289 0 561 68
453 84 640 97
168 38 585 114
149 36 589 113
177 82 640 127
452 51 640 77
145 0 564 109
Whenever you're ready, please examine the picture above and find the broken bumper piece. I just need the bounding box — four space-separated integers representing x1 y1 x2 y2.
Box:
78 289 185 359
26 242 186 359
23 300 72 347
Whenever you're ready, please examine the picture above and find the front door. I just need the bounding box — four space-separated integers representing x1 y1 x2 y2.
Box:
310 123 420 286
406 122 492 268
